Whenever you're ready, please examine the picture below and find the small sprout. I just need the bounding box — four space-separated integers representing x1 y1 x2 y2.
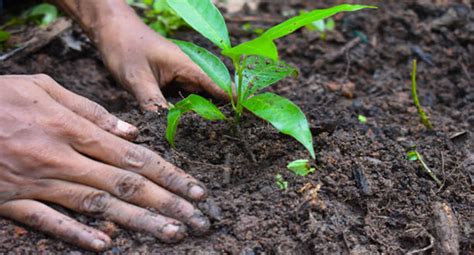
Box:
27 3 58 26
128 0 187 37
0 31 11 52
407 150 442 186
242 22 264 35
275 174 288 190
302 10 336 41
287 159 315 177
411 59 433 130
358 114 367 124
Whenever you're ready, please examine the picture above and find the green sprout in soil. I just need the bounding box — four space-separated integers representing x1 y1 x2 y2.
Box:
275 174 288 190
242 23 264 35
411 59 433 130
127 0 187 36
165 1 375 159
287 159 315 177
358 114 367 124
0 3 59 30
27 3 58 26
407 150 442 186
304 14 335 41
0 31 11 52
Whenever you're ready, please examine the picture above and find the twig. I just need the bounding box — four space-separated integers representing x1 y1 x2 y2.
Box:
405 222 435 255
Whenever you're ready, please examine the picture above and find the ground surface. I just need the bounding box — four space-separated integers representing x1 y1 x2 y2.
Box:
0 0 473 254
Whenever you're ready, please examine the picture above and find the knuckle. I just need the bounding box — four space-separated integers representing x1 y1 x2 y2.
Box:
30 74 55 87
121 145 152 169
161 194 186 216
88 103 115 130
25 212 48 229
79 191 111 215
46 112 76 134
114 173 146 200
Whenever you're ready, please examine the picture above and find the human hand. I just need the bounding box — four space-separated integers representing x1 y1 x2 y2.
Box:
0 74 210 251
95 14 229 111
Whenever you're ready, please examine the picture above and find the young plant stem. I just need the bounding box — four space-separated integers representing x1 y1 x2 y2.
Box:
233 55 246 124
414 151 443 187
411 60 433 130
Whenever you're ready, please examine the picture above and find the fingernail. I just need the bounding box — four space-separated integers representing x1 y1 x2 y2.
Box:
160 224 188 243
189 211 210 235
91 239 106 251
189 184 206 200
117 120 138 135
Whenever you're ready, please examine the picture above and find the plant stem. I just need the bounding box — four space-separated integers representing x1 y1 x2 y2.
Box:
415 151 443 187
233 56 246 123
411 59 433 130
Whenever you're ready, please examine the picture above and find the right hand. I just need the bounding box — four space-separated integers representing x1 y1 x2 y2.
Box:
0 74 210 251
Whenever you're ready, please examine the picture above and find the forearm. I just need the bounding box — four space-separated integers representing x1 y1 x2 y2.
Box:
48 0 137 44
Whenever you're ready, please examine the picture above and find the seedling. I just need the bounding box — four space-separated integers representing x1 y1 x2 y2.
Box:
358 114 367 124
411 59 433 130
304 13 335 41
0 3 58 30
407 150 442 186
165 0 375 159
0 31 10 52
287 159 315 176
26 3 58 26
242 23 264 35
128 0 187 36
275 174 288 190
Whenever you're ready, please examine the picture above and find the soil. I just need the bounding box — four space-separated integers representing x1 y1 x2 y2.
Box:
1 0 473 254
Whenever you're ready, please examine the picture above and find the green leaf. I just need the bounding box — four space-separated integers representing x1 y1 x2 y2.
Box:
173 40 232 97
166 107 183 146
167 0 231 49
407 151 419 161
275 174 288 190
287 159 315 176
262 4 375 40
166 94 226 146
149 21 168 36
326 18 336 31
153 0 170 12
0 31 11 43
29 3 58 26
243 93 315 158
358 114 367 124
222 4 375 60
221 37 278 61
240 56 298 98
312 19 326 32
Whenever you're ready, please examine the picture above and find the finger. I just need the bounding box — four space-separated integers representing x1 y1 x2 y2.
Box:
119 66 168 111
0 199 111 251
30 74 139 141
32 180 188 242
45 154 209 235
175 63 231 102
55 109 208 202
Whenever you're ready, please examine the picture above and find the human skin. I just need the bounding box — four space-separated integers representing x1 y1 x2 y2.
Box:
0 0 227 251
50 0 228 111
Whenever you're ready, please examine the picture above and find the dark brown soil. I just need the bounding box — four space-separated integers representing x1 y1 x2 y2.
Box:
1 0 473 254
